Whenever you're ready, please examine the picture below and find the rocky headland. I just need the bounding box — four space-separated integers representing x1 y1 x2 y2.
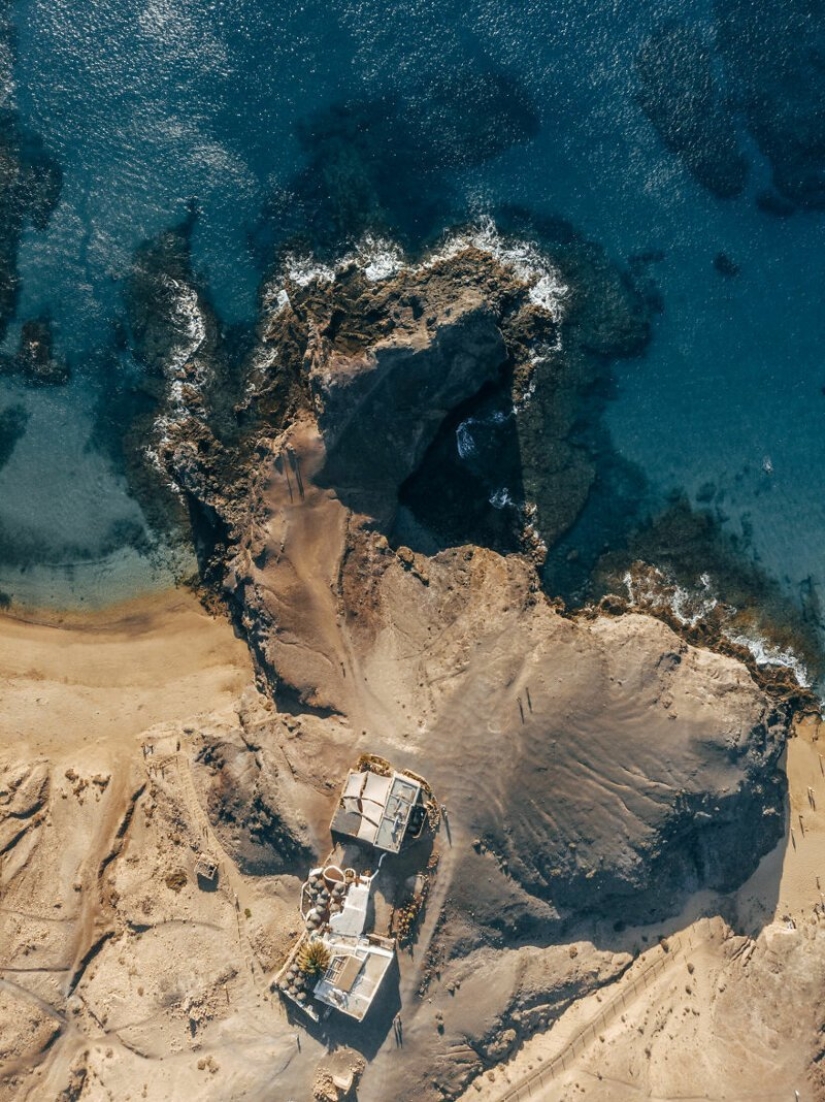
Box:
2 233 825 1102
145 238 817 1093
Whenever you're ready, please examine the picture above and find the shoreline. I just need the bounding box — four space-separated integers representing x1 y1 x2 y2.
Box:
0 583 254 756
0 580 206 631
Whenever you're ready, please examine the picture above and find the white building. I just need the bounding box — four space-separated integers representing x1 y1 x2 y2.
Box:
312 934 395 1021
330 769 424 853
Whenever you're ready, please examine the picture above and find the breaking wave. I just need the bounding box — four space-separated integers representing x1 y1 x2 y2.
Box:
266 220 569 324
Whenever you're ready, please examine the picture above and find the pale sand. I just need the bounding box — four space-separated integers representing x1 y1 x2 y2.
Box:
458 715 825 1102
0 588 254 755
0 588 348 1102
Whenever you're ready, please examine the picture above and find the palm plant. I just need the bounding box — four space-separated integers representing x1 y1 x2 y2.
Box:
296 939 331 978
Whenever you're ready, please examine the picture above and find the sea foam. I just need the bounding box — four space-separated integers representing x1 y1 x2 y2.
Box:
266 220 569 326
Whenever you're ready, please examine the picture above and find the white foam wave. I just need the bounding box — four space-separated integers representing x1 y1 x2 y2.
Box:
456 408 513 461
147 278 210 493
724 632 811 689
456 420 477 459
426 217 569 321
356 236 404 281
161 276 207 382
622 566 812 690
266 220 568 326
281 254 337 288
522 503 548 560
489 487 513 510
623 566 719 627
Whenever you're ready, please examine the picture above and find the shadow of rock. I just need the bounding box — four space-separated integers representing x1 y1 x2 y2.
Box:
397 208 654 560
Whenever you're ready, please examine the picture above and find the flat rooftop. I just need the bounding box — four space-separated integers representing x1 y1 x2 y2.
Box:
330 769 423 854
313 936 394 1021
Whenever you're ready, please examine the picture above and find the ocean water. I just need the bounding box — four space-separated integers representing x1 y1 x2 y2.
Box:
1 0 824 662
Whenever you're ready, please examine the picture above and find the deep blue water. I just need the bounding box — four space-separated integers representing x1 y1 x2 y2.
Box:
1 0 824 647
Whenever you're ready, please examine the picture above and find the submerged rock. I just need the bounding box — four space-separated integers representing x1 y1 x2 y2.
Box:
636 22 747 199
717 0 825 211
0 316 70 386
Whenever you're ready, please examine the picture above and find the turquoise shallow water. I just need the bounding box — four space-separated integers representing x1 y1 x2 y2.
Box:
1 0 824 647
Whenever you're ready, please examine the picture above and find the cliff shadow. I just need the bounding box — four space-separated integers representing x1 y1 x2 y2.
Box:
393 379 526 557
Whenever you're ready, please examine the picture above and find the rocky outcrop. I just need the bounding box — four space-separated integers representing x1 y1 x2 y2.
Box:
0 403 29 474
148 241 794 943
308 292 506 523
133 233 805 1099
638 2 825 213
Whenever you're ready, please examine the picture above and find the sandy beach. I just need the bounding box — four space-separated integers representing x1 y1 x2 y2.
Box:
0 589 255 755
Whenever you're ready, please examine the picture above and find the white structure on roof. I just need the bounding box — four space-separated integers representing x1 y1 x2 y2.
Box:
329 878 371 937
301 865 376 939
332 769 424 853
312 934 395 1021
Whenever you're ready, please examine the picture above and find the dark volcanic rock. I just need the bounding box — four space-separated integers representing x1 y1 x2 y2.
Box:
713 251 740 278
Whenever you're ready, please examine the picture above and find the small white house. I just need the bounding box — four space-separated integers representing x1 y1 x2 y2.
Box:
312 934 395 1021
330 769 424 853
